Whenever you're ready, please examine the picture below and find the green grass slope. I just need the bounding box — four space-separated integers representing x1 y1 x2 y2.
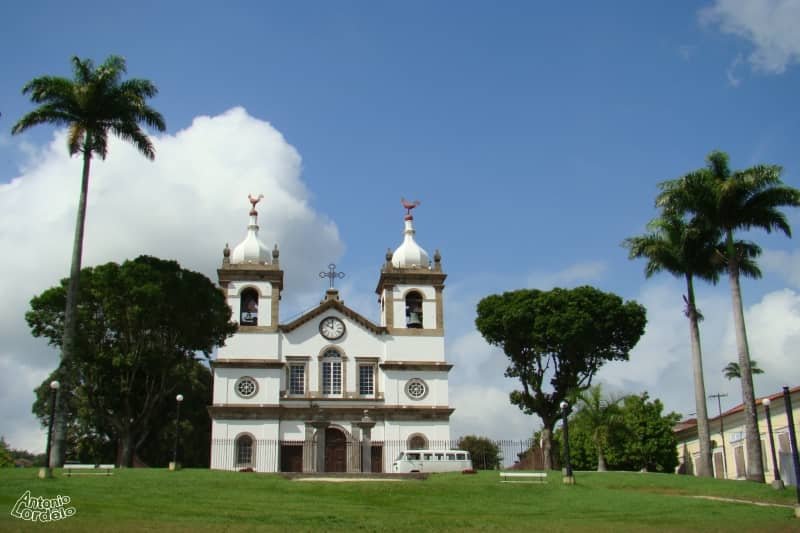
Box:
0 469 797 532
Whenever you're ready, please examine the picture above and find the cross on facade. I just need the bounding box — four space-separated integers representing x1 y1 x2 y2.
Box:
319 263 345 288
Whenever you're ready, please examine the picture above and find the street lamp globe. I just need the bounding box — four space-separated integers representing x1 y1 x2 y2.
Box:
560 400 569 410
50 380 60 390
176 394 184 402
762 397 770 407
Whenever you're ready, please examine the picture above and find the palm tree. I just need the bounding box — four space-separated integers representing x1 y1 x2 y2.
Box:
723 360 764 380
574 385 624 471
624 213 723 478
658 150 800 482
12 56 165 467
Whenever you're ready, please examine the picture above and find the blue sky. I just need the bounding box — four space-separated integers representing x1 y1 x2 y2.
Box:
2 1 799 451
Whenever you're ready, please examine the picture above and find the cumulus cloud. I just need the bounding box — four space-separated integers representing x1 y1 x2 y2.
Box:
700 0 800 74
447 267 800 441
0 107 344 451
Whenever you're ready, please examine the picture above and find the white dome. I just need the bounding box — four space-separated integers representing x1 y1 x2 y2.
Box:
391 218 430 268
231 211 271 265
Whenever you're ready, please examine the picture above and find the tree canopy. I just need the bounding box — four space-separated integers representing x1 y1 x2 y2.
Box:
457 435 502 470
27 255 235 466
475 286 646 469
556 390 680 473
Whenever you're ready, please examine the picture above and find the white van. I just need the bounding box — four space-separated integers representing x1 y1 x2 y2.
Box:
392 450 473 473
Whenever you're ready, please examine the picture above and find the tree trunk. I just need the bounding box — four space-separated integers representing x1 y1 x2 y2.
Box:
541 427 553 471
597 449 607 472
685 274 713 477
51 145 92 468
727 247 765 482
119 433 135 468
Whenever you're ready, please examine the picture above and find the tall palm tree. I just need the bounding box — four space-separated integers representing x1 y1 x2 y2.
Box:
723 360 764 380
12 56 165 467
574 384 624 471
624 213 723 477
658 150 800 482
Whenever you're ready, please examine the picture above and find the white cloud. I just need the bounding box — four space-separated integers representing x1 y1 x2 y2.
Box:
700 0 800 74
0 107 344 452
726 54 744 86
601 279 800 419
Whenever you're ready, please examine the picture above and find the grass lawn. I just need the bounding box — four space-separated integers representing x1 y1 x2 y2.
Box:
0 468 798 532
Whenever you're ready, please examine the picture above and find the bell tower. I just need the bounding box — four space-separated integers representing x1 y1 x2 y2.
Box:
218 194 284 332
375 200 446 336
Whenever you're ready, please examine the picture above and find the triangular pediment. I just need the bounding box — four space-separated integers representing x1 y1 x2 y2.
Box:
279 295 386 336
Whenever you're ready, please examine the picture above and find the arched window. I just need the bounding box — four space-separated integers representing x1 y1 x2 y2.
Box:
240 288 259 326
407 434 428 450
236 434 254 467
321 349 343 396
405 291 423 328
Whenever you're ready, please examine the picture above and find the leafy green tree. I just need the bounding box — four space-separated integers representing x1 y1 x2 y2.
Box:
616 393 680 472
0 437 13 467
658 150 800 482
723 360 764 380
12 56 166 467
475 286 646 469
26 256 235 467
457 435 501 470
33 360 213 467
624 213 723 478
574 384 625 471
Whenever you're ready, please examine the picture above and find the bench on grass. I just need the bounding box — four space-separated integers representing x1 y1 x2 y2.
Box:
499 471 547 483
64 464 115 477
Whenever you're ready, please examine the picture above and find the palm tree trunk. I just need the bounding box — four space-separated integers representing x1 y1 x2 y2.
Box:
597 448 607 472
685 274 713 477
726 233 765 482
51 144 92 468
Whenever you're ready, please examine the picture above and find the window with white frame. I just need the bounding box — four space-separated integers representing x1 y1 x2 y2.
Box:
359 364 374 396
289 364 305 395
321 349 342 395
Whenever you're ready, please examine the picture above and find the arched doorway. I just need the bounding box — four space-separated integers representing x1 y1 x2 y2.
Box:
324 427 347 472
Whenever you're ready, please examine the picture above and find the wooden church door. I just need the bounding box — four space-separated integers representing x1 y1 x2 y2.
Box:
324 428 347 472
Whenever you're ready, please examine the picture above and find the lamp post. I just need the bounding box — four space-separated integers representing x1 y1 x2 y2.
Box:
560 400 574 484
40 380 60 479
762 398 783 489
171 394 184 471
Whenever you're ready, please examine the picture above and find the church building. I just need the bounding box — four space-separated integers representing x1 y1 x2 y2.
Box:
208 197 453 472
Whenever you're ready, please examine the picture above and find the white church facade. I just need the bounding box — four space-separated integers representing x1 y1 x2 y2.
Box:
209 197 453 472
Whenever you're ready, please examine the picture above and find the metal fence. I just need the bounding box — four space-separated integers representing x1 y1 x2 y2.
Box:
209 438 544 473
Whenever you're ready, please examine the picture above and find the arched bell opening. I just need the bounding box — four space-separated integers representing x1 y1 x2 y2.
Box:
405 291 423 329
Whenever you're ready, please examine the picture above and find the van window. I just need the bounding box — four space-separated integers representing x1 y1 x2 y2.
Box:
407 453 421 460
456 453 466 460
446 453 455 460
396 452 405 460
435 453 444 460
424 453 433 460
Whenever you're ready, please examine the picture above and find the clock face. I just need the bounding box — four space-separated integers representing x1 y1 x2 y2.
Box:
319 317 345 340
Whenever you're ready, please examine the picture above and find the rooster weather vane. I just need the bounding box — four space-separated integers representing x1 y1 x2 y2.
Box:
401 198 420 217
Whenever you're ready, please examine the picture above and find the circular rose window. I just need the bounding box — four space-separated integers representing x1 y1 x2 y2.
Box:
235 376 258 398
405 378 428 400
